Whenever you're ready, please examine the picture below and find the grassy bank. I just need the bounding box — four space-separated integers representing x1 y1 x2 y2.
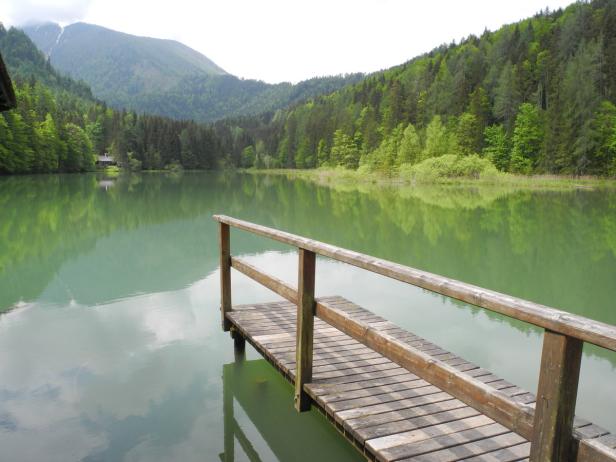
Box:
242 166 616 191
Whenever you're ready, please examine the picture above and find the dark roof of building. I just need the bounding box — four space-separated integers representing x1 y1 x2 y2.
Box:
97 154 115 162
0 52 16 112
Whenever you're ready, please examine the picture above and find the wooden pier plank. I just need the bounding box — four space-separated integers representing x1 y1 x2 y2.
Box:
226 297 615 462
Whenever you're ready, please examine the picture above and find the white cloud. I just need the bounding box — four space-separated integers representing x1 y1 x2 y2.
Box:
1 0 576 83
1 0 94 26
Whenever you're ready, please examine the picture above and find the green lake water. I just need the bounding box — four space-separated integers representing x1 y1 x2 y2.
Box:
0 172 615 461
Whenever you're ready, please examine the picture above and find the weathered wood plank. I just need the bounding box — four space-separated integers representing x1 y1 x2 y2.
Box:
359 406 481 443
304 360 403 379
317 378 430 403
327 385 443 412
463 442 532 462
367 414 495 452
346 399 470 435
374 422 510 461
335 391 454 423
311 367 415 386
315 299 536 440
404 431 527 462
577 439 616 462
288 355 392 372
307 372 421 396
277 348 383 367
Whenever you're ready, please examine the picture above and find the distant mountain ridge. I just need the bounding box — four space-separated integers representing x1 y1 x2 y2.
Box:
24 22 227 105
25 22 227 78
23 22 363 122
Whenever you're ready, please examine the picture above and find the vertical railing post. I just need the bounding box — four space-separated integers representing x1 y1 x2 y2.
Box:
294 248 316 412
530 330 583 462
220 222 232 332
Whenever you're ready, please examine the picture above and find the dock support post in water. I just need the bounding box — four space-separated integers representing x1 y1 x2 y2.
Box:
530 329 583 462
220 222 232 332
231 327 246 362
294 248 316 412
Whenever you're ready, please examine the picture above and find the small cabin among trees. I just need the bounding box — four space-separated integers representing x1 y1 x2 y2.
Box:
96 154 117 167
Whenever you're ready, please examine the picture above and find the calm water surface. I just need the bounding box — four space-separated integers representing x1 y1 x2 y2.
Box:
0 172 615 461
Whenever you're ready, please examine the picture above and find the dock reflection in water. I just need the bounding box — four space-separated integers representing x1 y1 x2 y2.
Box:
220 353 358 462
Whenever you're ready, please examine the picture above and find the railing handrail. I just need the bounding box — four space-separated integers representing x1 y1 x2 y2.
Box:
213 214 616 352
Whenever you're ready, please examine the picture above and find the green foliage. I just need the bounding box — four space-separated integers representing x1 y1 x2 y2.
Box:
220 0 616 177
511 103 544 173
365 125 400 173
0 27 221 173
316 139 329 166
63 123 94 172
126 153 142 171
5 1 616 178
610 158 616 177
330 129 360 169
558 39 603 173
423 116 457 160
241 145 256 168
493 62 519 132
456 113 482 155
397 123 421 165
402 154 500 182
483 125 510 171
590 101 616 174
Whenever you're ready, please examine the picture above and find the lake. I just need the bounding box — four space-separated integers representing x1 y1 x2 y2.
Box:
0 172 615 461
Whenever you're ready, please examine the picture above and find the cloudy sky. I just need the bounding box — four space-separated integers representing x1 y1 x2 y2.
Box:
1 0 574 83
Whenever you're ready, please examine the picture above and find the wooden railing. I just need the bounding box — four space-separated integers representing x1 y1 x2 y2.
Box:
214 214 616 462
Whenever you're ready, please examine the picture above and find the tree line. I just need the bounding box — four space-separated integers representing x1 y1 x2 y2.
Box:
222 0 616 176
0 76 222 174
2 0 616 176
0 26 221 174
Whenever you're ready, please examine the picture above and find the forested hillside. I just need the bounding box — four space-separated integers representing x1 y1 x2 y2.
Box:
0 26 221 173
3 0 616 177
23 22 363 122
221 0 616 176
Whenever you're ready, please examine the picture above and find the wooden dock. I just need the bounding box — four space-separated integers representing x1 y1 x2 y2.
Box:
214 215 616 462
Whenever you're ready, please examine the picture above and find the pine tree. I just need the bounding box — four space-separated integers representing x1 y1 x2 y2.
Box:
422 116 456 160
241 145 256 168
36 113 60 172
456 112 482 155
63 123 93 172
511 103 543 174
559 40 602 173
397 123 422 165
482 124 510 171
494 62 520 132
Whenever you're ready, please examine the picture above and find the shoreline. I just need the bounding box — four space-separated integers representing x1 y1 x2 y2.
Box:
239 168 616 190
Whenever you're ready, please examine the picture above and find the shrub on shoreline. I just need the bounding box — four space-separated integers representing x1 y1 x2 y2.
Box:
400 155 500 182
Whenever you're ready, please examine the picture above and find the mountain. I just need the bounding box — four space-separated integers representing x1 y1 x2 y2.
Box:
6 1 616 177
216 0 616 176
0 25 222 173
23 22 363 122
0 24 93 99
23 22 226 109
